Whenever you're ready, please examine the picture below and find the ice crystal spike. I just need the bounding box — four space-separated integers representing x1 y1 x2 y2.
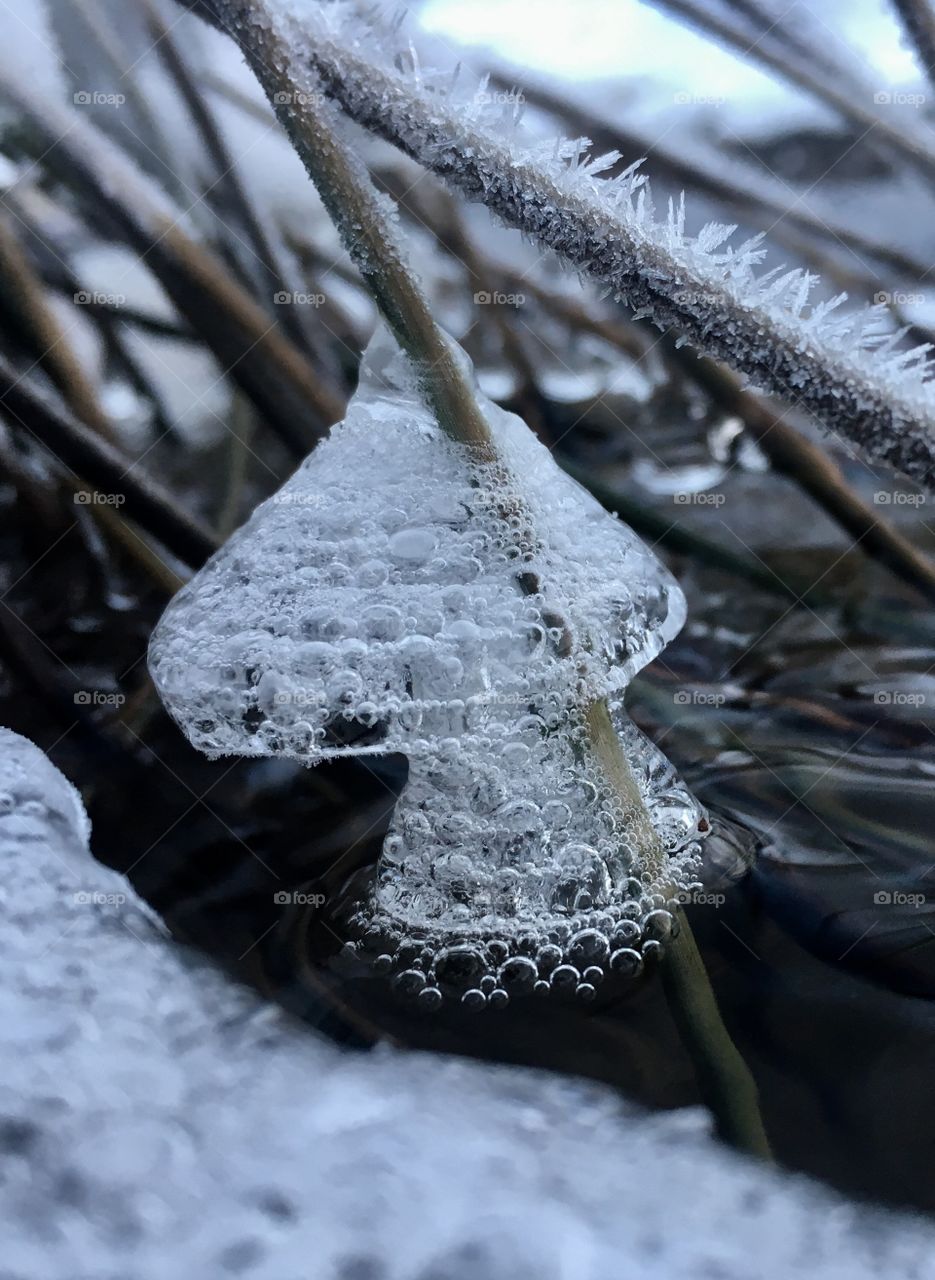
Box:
259 0 935 484
149 326 705 1004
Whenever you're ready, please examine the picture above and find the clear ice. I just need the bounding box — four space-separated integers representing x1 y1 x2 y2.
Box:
149 327 706 1004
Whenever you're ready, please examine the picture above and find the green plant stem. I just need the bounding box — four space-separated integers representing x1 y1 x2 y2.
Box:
660 918 773 1158
194 0 772 1159
586 701 772 1159
191 0 494 457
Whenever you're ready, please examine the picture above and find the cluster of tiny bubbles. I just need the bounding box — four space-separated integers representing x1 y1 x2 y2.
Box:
147 326 707 1006
335 703 706 1008
343 896 701 1010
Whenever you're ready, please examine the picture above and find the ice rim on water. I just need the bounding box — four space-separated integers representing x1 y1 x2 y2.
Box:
149 326 707 1006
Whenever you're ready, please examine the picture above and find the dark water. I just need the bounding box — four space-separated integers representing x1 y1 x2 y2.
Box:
119 554 935 1208
10 423 935 1215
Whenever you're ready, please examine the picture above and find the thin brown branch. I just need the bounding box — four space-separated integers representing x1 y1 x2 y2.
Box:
3 74 343 455
0 356 218 569
663 341 935 602
0 213 116 443
141 0 312 356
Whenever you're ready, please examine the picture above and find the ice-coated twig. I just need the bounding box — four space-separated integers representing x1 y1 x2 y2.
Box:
180 0 772 1159
493 68 933 286
385 171 935 600
189 0 935 489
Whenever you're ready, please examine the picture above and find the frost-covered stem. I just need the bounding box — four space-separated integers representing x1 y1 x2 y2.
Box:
585 701 772 1160
495 69 933 285
890 0 935 92
244 28 935 490
195 2 493 456
193 0 772 1154
395 173 935 598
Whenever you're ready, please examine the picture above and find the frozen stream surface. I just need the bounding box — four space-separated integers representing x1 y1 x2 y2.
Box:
2 727 935 1280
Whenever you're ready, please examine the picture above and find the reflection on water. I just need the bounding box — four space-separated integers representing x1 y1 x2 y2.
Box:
74 416 935 1214
319 461 935 1210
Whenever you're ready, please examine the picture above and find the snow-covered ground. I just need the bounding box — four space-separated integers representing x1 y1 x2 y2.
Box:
3 726 935 1278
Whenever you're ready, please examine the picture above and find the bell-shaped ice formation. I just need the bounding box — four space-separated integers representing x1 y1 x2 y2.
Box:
149 327 705 1003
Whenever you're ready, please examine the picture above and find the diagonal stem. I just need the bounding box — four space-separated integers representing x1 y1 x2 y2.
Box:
204 13 935 489
187 0 772 1159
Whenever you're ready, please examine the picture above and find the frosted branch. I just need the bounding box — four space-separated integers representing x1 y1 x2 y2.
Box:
197 0 935 489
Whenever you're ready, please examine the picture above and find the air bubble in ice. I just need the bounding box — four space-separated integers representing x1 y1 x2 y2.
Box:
149 326 706 1003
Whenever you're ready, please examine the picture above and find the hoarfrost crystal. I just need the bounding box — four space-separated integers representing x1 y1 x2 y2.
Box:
259 0 935 485
149 328 705 1003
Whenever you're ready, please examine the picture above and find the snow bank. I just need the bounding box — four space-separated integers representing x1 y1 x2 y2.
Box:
1 727 934 1279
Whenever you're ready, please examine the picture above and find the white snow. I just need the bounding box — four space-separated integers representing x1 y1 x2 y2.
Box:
2 727 935 1279
0 0 67 105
